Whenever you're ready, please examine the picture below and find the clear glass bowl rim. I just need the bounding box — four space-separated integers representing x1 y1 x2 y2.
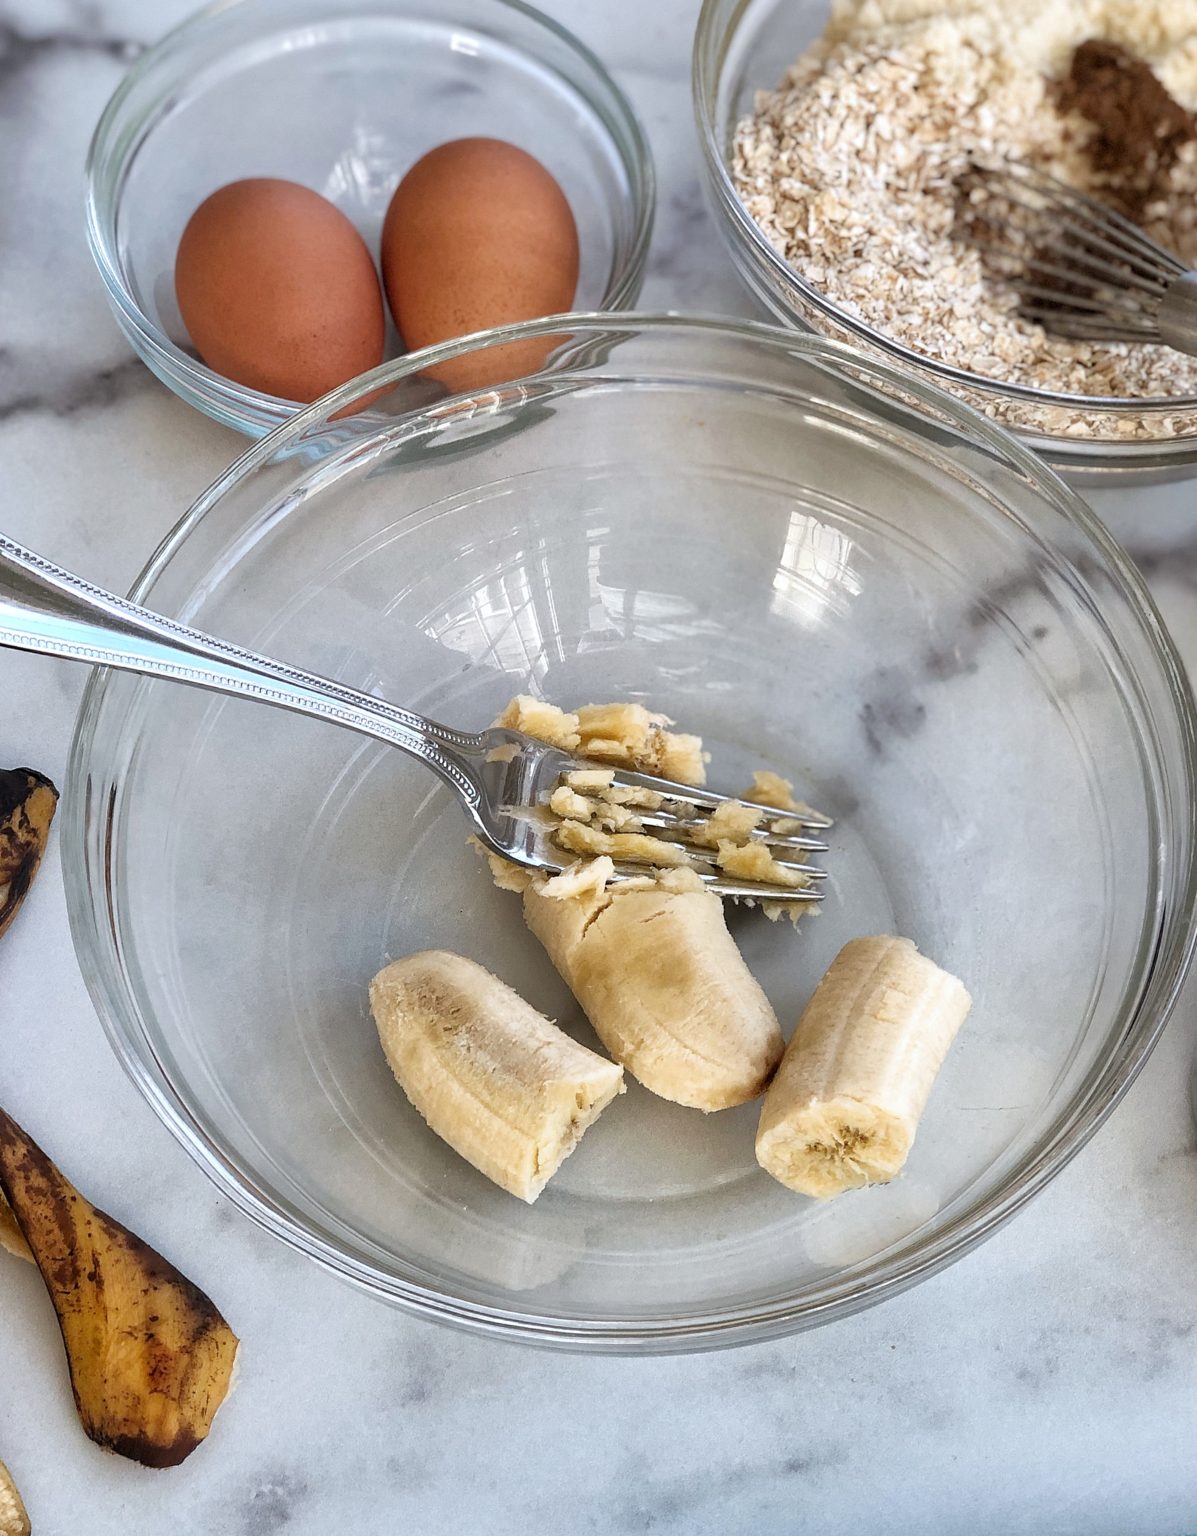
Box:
690 0 1197 467
83 0 656 427
64 311 1197 1350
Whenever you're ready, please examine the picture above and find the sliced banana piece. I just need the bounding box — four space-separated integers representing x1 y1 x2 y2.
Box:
0 1461 30 1536
524 864 784 1112
370 951 624 1204
756 935 971 1197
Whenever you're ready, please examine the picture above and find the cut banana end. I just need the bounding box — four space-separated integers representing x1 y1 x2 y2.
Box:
756 936 971 1198
759 1097 916 1198
370 951 624 1203
0 1461 30 1536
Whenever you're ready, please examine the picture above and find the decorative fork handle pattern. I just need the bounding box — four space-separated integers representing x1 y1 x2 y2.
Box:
0 533 484 807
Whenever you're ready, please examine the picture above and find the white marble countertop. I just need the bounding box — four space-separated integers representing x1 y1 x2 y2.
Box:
3 1 1197 1530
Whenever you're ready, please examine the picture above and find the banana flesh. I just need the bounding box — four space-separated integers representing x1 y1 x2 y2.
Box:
0 768 58 940
495 697 707 784
370 951 625 1203
0 1192 31 1263
524 863 784 1112
486 697 797 1110
756 936 971 1197
0 1462 30 1536
0 1109 239 1466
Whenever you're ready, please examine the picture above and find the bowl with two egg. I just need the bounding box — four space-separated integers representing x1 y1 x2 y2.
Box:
86 0 654 436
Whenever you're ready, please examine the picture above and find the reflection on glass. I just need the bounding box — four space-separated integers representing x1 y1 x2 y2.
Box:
770 511 860 627
431 537 566 684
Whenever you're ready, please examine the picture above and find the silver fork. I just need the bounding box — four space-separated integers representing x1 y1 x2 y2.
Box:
0 534 829 902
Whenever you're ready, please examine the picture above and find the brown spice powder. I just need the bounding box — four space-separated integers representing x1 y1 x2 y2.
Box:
1054 39 1197 222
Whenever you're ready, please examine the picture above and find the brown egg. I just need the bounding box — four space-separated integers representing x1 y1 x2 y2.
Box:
175 178 386 403
381 138 580 392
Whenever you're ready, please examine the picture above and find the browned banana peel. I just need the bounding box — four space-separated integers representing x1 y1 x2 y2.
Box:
0 1192 32 1262
0 1460 30 1536
0 768 58 940
0 1110 239 1467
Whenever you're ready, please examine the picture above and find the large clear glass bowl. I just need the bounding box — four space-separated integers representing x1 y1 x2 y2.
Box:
65 315 1197 1351
692 0 1197 479
85 0 653 437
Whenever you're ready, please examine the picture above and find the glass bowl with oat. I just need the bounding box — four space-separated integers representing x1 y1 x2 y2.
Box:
693 0 1197 477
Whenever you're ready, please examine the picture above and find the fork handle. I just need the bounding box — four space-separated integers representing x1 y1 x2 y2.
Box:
1159 272 1197 357
0 533 484 806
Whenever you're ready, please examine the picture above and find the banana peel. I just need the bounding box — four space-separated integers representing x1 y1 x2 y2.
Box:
0 768 58 940
0 1110 238 1467
0 1461 30 1536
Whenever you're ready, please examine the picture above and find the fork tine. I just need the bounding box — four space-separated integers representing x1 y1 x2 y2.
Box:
603 767 835 829
671 844 828 879
635 808 830 853
743 826 831 851
607 863 825 902
756 858 827 878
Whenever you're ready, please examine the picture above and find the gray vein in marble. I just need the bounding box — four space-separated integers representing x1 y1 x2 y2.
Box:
0 13 138 92
859 666 927 756
646 179 713 280
1121 536 1197 589
0 353 154 422
235 1469 309 1536
922 641 981 682
600 1442 851 1533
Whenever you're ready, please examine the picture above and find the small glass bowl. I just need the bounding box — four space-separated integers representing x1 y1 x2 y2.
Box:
692 0 1197 479
66 315 1197 1350
86 0 653 437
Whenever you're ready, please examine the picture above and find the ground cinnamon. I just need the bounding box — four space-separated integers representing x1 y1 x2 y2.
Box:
1054 38 1197 223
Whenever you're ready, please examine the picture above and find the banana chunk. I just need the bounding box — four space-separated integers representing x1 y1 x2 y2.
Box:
495 696 708 784
524 865 784 1112
756 936 971 1197
370 951 624 1203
